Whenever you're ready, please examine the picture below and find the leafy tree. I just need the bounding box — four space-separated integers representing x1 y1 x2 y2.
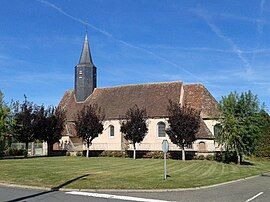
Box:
217 91 266 164
257 126 270 158
34 106 66 156
254 112 270 158
13 96 36 157
0 91 11 156
166 100 201 161
75 105 104 157
120 105 148 159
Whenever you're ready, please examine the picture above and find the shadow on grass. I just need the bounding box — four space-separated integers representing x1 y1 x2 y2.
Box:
5 174 89 202
241 161 254 166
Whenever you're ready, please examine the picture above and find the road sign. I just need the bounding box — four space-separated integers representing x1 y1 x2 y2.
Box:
162 140 169 180
162 140 169 153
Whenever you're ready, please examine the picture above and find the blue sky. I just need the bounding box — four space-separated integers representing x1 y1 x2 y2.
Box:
0 0 269 109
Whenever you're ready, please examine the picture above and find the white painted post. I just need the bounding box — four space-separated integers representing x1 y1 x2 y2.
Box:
162 140 169 180
164 152 167 180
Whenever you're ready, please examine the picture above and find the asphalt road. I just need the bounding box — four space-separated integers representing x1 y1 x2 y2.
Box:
0 175 270 202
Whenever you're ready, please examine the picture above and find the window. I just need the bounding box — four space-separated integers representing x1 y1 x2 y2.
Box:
186 143 193 149
109 125 114 137
214 124 222 137
78 70 83 78
157 122 166 137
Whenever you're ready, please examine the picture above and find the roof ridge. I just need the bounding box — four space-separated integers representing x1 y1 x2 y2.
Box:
96 81 183 90
184 83 203 86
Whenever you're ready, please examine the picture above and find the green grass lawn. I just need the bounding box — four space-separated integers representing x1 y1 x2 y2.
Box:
0 157 269 189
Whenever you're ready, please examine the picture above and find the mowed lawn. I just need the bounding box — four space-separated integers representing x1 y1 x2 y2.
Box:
0 157 269 189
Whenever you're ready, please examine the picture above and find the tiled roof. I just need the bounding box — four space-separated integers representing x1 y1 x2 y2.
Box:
197 119 214 139
59 81 218 139
59 81 183 120
183 84 220 118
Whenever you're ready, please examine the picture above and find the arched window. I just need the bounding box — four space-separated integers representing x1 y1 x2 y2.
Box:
157 122 166 137
198 141 206 151
214 124 222 137
109 125 114 137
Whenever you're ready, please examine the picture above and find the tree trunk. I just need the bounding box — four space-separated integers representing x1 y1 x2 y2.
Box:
86 141 90 158
25 142 29 158
182 146 185 161
47 142 53 157
236 151 241 165
133 143 136 160
31 142 35 156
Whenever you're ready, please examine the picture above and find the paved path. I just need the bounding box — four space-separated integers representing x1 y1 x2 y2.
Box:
1 175 270 202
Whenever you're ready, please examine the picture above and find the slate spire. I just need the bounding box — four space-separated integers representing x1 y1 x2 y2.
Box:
78 34 93 66
75 34 97 102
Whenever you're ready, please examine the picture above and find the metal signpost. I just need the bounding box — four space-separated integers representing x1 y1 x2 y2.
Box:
162 139 169 180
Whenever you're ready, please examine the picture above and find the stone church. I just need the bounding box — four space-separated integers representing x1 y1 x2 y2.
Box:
59 34 220 156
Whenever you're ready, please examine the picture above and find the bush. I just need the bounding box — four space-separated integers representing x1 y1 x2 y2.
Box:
3 148 27 156
76 151 83 157
143 151 171 159
214 152 222 162
100 151 128 158
206 154 214 161
66 151 70 156
222 151 238 163
194 155 205 160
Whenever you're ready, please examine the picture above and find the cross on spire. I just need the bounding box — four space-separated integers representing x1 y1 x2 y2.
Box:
84 20 88 35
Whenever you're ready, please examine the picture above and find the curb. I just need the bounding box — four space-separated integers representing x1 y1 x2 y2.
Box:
0 175 262 193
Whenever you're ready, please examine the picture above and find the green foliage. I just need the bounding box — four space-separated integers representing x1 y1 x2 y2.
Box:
205 154 215 161
120 105 148 159
255 115 270 158
12 96 36 157
193 155 205 160
76 151 83 157
0 91 13 157
143 151 171 159
3 148 27 157
217 91 267 164
100 151 128 158
75 104 104 157
34 106 66 156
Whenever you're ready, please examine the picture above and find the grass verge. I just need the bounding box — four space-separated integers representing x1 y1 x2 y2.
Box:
0 156 269 189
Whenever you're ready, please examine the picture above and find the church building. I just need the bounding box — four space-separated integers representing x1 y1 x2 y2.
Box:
58 34 220 156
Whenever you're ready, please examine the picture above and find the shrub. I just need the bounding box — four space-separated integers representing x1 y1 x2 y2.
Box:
3 148 27 156
214 152 222 162
205 154 214 161
143 151 171 159
194 155 205 160
66 151 70 156
100 151 128 158
76 151 83 157
222 151 238 163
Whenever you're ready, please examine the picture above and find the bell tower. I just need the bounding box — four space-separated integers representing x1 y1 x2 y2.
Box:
75 34 97 102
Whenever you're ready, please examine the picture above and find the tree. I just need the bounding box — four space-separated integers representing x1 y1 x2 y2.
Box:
120 105 148 159
34 106 66 156
13 96 36 157
256 124 270 158
0 91 11 156
217 91 266 164
254 112 270 158
75 105 104 158
166 100 201 161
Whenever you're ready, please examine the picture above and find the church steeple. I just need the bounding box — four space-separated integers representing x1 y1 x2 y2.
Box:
78 34 93 66
75 34 97 102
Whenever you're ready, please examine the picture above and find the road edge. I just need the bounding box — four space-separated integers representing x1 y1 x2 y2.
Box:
0 175 261 193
